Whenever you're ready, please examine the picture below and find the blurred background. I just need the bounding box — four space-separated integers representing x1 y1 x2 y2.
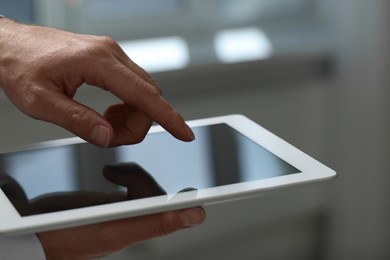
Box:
0 0 389 259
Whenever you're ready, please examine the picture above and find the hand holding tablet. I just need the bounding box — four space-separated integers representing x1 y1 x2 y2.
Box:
0 114 336 235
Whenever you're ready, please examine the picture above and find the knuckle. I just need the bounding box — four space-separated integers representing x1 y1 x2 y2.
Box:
64 107 89 132
18 85 45 119
79 37 114 57
98 36 119 47
154 83 163 95
95 36 121 54
145 82 163 99
138 69 161 93
131 80 162 107
153 213 178 237
152 223 170 237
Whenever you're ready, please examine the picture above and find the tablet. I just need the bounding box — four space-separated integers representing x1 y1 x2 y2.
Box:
0 114 335 235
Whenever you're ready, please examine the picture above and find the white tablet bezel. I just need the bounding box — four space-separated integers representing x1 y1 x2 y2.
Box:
0 114 336 235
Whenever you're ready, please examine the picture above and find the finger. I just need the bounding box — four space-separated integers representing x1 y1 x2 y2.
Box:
99 207 206 251
37 207 205 259
104 104 153 146
112 48 161 92
92 35 160 92
112 71 194 142
35 88 114 147
87 61 195 142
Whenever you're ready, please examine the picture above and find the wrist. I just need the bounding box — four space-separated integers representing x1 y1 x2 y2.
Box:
0 17 23 90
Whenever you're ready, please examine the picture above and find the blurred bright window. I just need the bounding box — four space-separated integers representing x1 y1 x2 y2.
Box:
2 0 331 74
214 27 273 63
119 37 189 72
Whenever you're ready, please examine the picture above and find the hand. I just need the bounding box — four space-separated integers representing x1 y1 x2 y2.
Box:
36 164 205 260
37 207 205 260
0 18 195 147
1 165 206 260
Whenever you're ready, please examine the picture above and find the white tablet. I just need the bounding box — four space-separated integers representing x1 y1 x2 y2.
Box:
0 114 335 235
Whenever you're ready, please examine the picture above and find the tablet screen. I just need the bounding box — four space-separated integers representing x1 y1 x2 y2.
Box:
0 123 300 217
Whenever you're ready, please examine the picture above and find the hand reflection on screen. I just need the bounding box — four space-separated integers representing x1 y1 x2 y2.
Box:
0 163 167 216
103 162 167 200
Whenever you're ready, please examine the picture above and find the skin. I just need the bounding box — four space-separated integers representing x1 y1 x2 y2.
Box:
37 208 205 260
0 17 205 259
0 18 195 147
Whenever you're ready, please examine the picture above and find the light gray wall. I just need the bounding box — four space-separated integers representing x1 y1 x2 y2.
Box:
324 0 390 259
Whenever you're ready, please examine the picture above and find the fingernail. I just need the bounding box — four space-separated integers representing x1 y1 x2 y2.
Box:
180 208 205 227
91 124 110 147
184 124 195 141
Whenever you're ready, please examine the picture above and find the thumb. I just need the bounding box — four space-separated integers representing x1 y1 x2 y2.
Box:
37 92 114 147
100 207 206 250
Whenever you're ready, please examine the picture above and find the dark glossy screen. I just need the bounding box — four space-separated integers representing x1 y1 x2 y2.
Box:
0 124 299 216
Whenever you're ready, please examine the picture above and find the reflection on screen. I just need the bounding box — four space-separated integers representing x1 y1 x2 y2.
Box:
0 124 299 216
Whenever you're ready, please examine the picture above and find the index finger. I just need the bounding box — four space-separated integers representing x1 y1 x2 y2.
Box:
97 62 195 141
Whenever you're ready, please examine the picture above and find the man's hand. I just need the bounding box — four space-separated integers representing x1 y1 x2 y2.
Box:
37 207 205 260
0 18 195 147
0 18 204 259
